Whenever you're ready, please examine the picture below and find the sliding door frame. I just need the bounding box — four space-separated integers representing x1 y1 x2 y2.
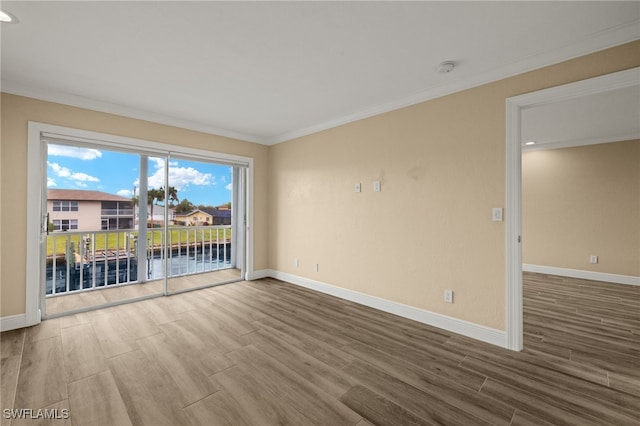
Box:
26 122 254 325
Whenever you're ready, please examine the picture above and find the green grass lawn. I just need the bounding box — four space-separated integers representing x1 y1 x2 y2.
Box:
46 226 232 257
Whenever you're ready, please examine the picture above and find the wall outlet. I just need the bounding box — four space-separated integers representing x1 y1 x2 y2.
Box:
373 181 381 192
355 182 362 193
590 255 598 264
294 258 299 268
314 263 319 272
444 289 453 304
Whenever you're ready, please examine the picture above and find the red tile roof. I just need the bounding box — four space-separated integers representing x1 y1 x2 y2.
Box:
47 189 131 202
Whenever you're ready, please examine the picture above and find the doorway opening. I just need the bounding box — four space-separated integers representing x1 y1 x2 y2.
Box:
505 67 639 351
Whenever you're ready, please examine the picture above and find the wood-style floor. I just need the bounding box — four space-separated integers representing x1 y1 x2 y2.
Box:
1 272 638 425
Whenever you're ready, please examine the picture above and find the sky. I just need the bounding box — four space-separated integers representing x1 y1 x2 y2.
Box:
47 144 233 207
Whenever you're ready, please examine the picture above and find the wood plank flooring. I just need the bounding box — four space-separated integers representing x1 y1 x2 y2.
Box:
1 272 638 425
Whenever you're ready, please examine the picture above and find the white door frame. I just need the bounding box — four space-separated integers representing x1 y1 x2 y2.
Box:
26 122 255 326
504 67 640 351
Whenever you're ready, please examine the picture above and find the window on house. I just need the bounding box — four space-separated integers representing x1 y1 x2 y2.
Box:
53 201 79 212
53 219 78 231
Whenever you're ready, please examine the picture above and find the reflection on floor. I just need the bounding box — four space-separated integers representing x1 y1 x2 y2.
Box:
45 268 242 316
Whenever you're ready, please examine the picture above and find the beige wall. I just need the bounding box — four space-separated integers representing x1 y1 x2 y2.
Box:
2 41 639 325
523 140 640 276
0 94 269 317
268 41 640 331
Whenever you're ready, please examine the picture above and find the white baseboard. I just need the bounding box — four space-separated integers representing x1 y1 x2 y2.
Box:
523 264 640 286
256 269 507 349
247 269 271 280
0 314 28 332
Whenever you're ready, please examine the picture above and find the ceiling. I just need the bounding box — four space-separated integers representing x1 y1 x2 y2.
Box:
522 85 640 150
521 81 640 150
1 1 639 145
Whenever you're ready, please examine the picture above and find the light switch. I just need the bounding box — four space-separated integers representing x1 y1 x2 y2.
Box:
444 289 453 304
355 182 362 193
492 208 503 222
373 181 381 192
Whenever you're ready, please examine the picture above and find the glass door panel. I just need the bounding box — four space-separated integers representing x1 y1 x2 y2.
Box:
144 155 169 291
167 157 243 294
43 143 163 317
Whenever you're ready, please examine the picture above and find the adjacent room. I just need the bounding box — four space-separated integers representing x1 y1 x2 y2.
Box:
1 2 639 425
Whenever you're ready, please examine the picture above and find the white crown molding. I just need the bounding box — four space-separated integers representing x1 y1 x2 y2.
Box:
524 264 640 286
523 132 640 152
2 20 638 146
256 269 507 348
1 81 268 145
268 20 640 144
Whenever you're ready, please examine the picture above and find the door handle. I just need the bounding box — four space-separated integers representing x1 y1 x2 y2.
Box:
44 213 50 235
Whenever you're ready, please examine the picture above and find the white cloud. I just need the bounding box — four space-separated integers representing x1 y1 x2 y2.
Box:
147 172 164 189
47 178 57 187
75 182 88 188
148 163 215 191
48 144 102 160
49 162 71 177
150 157 165 169
48 162 100 183
131 160 217 199
225 183 232 191
117 189 133 197
71 172 100 182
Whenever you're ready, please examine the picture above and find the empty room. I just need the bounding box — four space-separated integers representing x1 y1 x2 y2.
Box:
1 2 639 425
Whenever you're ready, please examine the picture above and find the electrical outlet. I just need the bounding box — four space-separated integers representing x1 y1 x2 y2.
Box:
314 263 319 272
294 258 299 268
355 182 362 193
444 289 453 304
590 255 598 264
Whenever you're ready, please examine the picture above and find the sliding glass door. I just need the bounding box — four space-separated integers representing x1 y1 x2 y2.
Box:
165 156 245 294
39 134 248 318
42 143 165 316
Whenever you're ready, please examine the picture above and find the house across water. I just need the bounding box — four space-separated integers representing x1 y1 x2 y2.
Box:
174 207 231 226
48 189 134 231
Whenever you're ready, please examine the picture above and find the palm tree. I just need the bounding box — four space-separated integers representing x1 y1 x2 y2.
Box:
148 188 164 226
147 186 179 225
166 186 179 206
